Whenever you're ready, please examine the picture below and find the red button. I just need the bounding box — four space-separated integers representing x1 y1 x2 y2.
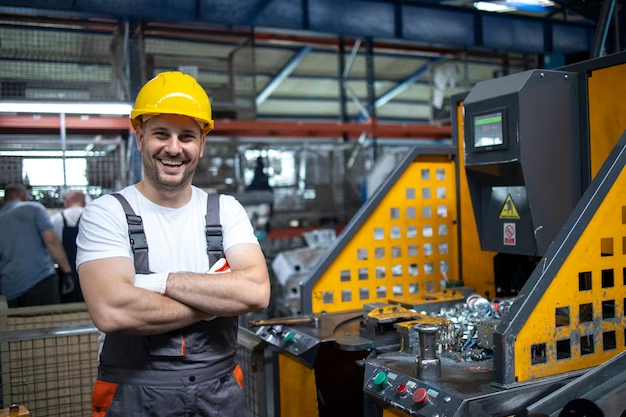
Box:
396 384 407 395
413 387 428 404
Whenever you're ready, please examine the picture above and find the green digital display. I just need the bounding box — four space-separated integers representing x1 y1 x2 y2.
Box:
474 112 504 148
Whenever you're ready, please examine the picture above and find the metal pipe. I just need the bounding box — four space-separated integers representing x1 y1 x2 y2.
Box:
591 0 617 58
343 39 361 80
249 316 314 327
60 113 67 189
415 323 441 380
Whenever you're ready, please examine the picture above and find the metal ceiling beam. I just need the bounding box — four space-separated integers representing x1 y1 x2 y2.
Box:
0 115 452 139
255 45 312 107
0 0 594 54
375 57 445 109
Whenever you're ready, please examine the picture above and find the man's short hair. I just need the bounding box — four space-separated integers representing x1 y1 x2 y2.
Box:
4 183 27 200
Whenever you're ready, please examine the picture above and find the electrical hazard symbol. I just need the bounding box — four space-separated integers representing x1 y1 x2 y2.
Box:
499 194 520 219
504 223 516 246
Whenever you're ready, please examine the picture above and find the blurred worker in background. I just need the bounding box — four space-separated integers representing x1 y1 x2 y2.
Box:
51 190 86 303
76 71 270 416
0 184 73 307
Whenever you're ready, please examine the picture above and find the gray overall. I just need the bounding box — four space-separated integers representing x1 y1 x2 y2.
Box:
91 193 251 417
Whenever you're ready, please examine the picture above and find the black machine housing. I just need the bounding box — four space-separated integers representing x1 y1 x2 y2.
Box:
463 69 582 257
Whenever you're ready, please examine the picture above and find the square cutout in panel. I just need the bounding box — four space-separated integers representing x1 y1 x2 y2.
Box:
407 226 417 238
391 227 401 239
409 283 419 294
603 331 617 351
358 268 369 281
440 261 449 273
602 300 615 319
555 307 570 327
624 268 626 286
391 208 401 219
392 265 402 277
406 188 415 200
374 228 384 240
408 245 418 257
424 263 434 275
376 286 387 298
579 303 593 323
439 243 448 255
340 270 351 282
581 335 594 355
375 247 385 259
437 187 446 199
426 281 435 293
602 269 614 288
437 206 447 218
422 188 431 199
531 343 547 365
423 226 433 237
421 169 430 180
423 207 432 218
393 285 403 296
601 237 614 257
436 169 445 180
408 264 418 276
424 244 433 256
360 288 370 300
623 206 626 224
578 271 592 291
438 224 448 236
357 248 368 260
623 237 626 255
323 292 334 304
556 339 571 360
407 207 416 219
342 290 352 303
376 266 386 279
392 246 402 258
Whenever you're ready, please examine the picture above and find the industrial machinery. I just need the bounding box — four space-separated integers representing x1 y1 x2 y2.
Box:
362 51 626 416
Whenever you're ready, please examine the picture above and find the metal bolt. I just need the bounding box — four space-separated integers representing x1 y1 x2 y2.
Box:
564 74 568 80
444 396 451 403
540 72 545 77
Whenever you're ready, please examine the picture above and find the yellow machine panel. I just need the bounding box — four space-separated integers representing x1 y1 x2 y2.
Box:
587 62 626 179
455 102 497 297
278 353 319 417
512 138 626 382
308 152 458 314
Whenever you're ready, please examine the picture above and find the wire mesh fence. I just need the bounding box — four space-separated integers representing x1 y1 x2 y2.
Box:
0 20 126 102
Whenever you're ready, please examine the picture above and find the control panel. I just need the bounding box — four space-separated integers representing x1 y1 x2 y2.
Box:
364 364 463 416
256 325 319 359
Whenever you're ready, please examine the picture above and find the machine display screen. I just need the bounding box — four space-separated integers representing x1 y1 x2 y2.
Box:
473 112 504 148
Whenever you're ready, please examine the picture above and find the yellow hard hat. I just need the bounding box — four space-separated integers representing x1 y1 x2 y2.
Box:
130 71 214 134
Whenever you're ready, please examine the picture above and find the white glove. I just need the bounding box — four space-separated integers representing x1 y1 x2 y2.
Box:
207 258 230 274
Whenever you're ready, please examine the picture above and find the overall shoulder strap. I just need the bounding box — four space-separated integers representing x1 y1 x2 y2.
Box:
61 211 68 227
205 194 223 267
111 193 150 274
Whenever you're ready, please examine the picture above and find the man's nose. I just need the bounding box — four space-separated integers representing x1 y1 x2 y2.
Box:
164 135 182 154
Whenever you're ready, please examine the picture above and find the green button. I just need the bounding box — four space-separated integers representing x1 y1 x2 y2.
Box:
373 372 388 386
283 331 294 342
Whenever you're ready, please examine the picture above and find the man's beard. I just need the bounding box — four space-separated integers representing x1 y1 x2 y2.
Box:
143 156 196 191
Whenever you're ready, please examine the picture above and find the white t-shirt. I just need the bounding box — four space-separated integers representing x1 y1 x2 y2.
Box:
76 185 258 273
51 207 84 240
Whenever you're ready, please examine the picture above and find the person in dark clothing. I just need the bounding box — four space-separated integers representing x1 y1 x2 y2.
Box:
0 184 73 307
51 190 86 303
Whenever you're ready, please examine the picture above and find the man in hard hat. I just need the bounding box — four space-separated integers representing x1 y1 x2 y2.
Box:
76 72 269 416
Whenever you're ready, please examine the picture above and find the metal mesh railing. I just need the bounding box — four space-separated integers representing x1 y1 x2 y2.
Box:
235 328 268 417
0 325 99 415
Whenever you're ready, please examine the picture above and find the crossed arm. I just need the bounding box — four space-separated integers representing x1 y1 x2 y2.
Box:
78 243 270 336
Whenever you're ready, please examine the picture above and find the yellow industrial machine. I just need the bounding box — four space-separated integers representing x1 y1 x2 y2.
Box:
253 147 479 417
361 51 626 416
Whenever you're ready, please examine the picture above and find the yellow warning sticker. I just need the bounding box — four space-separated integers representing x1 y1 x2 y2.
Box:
499 194 520 219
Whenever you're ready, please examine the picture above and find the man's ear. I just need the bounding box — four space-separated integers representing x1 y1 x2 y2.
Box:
135 125 144 152
199 134 206 159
